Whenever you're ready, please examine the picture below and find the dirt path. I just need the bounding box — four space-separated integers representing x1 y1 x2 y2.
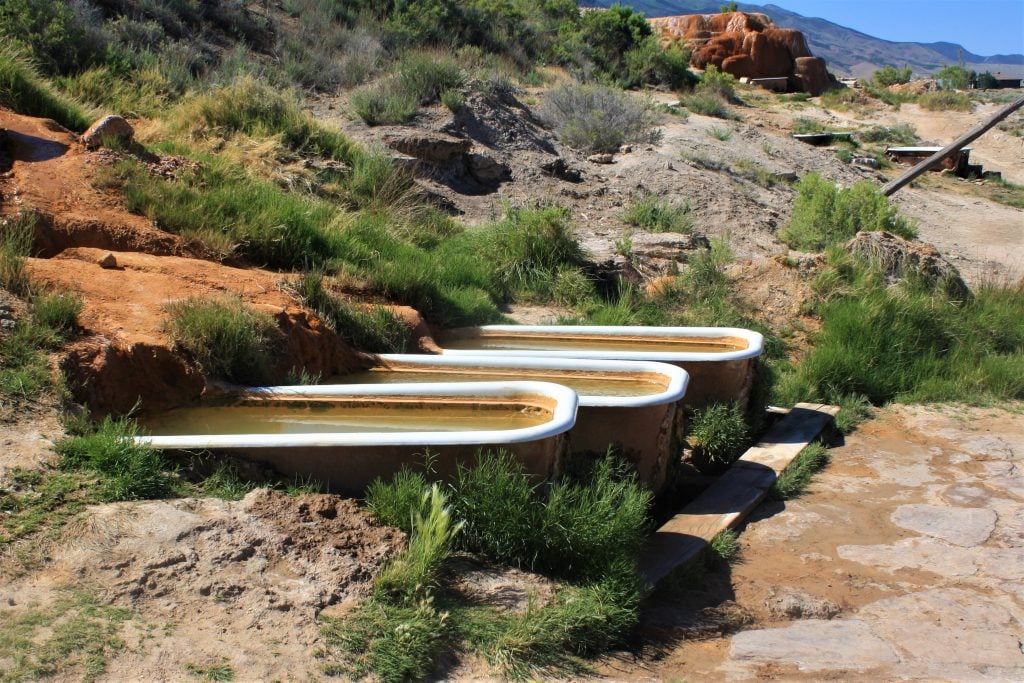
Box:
621 403 1024 681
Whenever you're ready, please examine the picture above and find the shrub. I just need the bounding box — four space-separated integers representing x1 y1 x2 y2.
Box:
365 468 430 534
683 92 731 119
623 193 693 233
0 45 91 131
697 64 736 100
164 297 281 385
934 64 973 91
440 88 464 112
622 37 696 90
871 64 912 87
349 82 418 125
552 267 597 307
395 51 465 105
792 117 827 134
976 71 998 89
540 83 660 153
780 173 917 251
56 416 175 501
918 90 972 112
687 402 750 470
859 123 919 145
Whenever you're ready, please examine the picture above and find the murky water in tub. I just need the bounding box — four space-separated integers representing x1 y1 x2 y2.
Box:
438 334 747 353
141 401 549 436
334 369 667 398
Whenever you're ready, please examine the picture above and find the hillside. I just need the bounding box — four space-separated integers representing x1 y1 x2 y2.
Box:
588 1 1024 76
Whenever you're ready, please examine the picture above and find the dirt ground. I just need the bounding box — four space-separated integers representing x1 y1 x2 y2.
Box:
610 403 1024 681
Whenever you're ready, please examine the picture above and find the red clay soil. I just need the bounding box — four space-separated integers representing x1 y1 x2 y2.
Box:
0 109 185 256
0 107 383 414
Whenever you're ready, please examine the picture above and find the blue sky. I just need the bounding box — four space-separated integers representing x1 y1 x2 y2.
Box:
751 0 1024 56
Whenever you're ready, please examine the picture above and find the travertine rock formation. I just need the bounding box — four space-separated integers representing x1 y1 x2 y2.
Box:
650 12 831 95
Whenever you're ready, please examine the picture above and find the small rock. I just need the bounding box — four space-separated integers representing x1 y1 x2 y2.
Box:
0 319 14 331
98 252 118 269
82 115 134 151
587 153 615 164
852 156 880 169
619 144 633 154
765 589 841 620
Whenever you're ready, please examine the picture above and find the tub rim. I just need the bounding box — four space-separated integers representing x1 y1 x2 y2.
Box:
366 354 689 408
437 325 765 362
134 381 578 450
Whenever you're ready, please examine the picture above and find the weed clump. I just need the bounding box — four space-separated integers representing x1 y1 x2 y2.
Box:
349 82 418 126
56 416 174 501
780 173 917 251
918 90 972 112
164 297 281 385
295 271 412 353
687 402 750 472
770 443 830 500
540 83 661 153
623 193 693 233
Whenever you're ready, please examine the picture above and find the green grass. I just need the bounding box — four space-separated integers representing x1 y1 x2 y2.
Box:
623 193 693 233
0 45 91 131
31 291 82 334
170 77 360 162
349 82 418 126
791 117 827 134
185 660 234 681
395 51 465 105
706 124 732 141
859 123 919 145
164 297 281 386
0 211 35 297
56 416 175 502
687 402 750 473
918 90 972 112
776 251 1024 415
0 590 132 681
780 173 917 251
769 443 830 500
349 451 652 679
682 92 732 119
707 528 741 566
0 467 90 546
295 271 412 353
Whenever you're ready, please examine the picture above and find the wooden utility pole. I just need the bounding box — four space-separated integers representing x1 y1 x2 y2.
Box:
881 94 1024 197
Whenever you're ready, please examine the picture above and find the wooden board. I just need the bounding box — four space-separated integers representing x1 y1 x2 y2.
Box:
639 402 839 585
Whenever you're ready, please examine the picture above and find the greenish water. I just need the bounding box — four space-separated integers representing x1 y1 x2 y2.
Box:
333 368 667 397
438 333 745 354
141 401 549 436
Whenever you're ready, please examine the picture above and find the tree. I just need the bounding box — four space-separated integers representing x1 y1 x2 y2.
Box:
934 64 974 91
720 2 739 12
872 64 912 87
975 71 998 89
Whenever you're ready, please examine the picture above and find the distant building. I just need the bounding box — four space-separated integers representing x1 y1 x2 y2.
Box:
989 72 1022 89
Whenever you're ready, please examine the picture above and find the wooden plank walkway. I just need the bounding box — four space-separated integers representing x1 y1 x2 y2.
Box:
640 402 840 585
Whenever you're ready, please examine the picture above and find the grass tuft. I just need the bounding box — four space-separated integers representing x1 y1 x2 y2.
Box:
769 443 830 500
540 83 661 153
623 193 693 233
0 45 91 131
164 297 281 386
687 402 750 472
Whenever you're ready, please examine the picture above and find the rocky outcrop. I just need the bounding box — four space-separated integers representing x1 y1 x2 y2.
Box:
650 12 831 95
845 231 970 299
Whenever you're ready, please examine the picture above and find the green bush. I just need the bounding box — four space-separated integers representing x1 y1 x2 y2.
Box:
791 117 827 134
623 36 695 90
440 88 465 112
31 291 81 334
871 64 912 87
540 83 660 153
697 64 736 100
918 90 972 112
687 402 750 471
0 45 91 131
683 92 731 119
934 64 973 91
164 297 281 385
56 416 175 501
859 123 919 145
365 468 430 534
623 193 693 233
780 173 917 251
350 81 419 126
395 51 465 105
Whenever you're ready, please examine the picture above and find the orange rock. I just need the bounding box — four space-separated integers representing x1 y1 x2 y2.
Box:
650 11 830 93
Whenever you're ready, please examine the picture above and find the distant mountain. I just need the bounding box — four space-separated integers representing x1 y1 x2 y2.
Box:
585 1 1024 78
